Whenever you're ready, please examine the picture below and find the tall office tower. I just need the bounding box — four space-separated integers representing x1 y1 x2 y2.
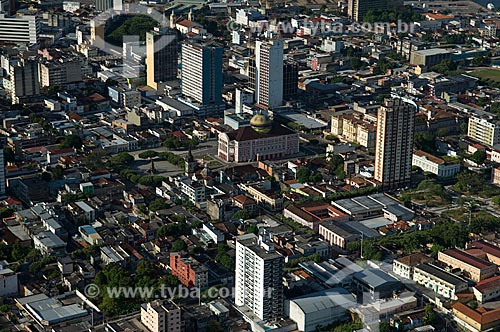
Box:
0 0 16 16
283 60 298 100
374 99 415 189
0 147 5 196
146 27 178 90
141 300 181 332
235 233 284 321
255 39 284 109
180 40 224 117
347 0 387 21
9 58 40 104
0 13 39 45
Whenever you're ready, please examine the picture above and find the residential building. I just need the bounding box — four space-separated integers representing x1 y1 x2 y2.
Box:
330 113 377 149
39 59 82 88
392 253 433 280
0 268 18 297
468 116 500 147
9 57 40 104
255 39 284 108
33 232 66 256
146 27 178 90
284 201 348 232
473 276 500 303
141 300 181 332
78 225 103 245
413 263 468 300
231 194 257 215
412 150 461 178
374 99 415 189
178 179 206 205
492 166 500 186
287 288 356 332
438 248 497 282
101 245 131 266
347 0 387 21
0 13 39 45
180 40 224 117
239 182 283 212
218 113 299 162
235 233 284 321
169 253 209 289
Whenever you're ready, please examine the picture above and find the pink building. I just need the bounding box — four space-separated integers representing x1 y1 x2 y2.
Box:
218 113 299 162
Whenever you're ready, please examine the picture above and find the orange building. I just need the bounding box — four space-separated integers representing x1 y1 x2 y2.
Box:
169 253 208 289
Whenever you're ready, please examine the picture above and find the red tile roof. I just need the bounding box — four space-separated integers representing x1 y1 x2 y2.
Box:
453 302 500 326
468 240 500 259
474 276 500 292
441 248 493 269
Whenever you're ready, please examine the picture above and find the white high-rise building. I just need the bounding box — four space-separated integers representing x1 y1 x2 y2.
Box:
180 40 224 117
235 233 284 321
255 39 284 109
0 13 39 45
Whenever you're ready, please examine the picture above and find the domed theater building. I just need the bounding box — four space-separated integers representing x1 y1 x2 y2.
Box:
218 113 299 162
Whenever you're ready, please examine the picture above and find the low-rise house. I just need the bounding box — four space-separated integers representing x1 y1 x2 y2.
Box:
78 225 103 245
33 231 66 256
0 268 18 297
101 245 131 266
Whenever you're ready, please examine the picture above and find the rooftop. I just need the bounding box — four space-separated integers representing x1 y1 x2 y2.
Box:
415 263 468 286
440 248 493 269
290 288 356 314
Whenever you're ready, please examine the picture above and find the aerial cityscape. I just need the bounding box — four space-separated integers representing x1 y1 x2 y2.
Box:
2 0 500 331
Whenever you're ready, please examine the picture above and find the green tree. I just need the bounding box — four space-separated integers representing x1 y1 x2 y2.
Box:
350 57 364 70
108 152 134 169
171 239 188 252
470 150 486 165
414 132 436 153
297 167 312 183
60 134 83 149
423 305 436 324
232 209 251 220
149 198 168 212
138 150 158 159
